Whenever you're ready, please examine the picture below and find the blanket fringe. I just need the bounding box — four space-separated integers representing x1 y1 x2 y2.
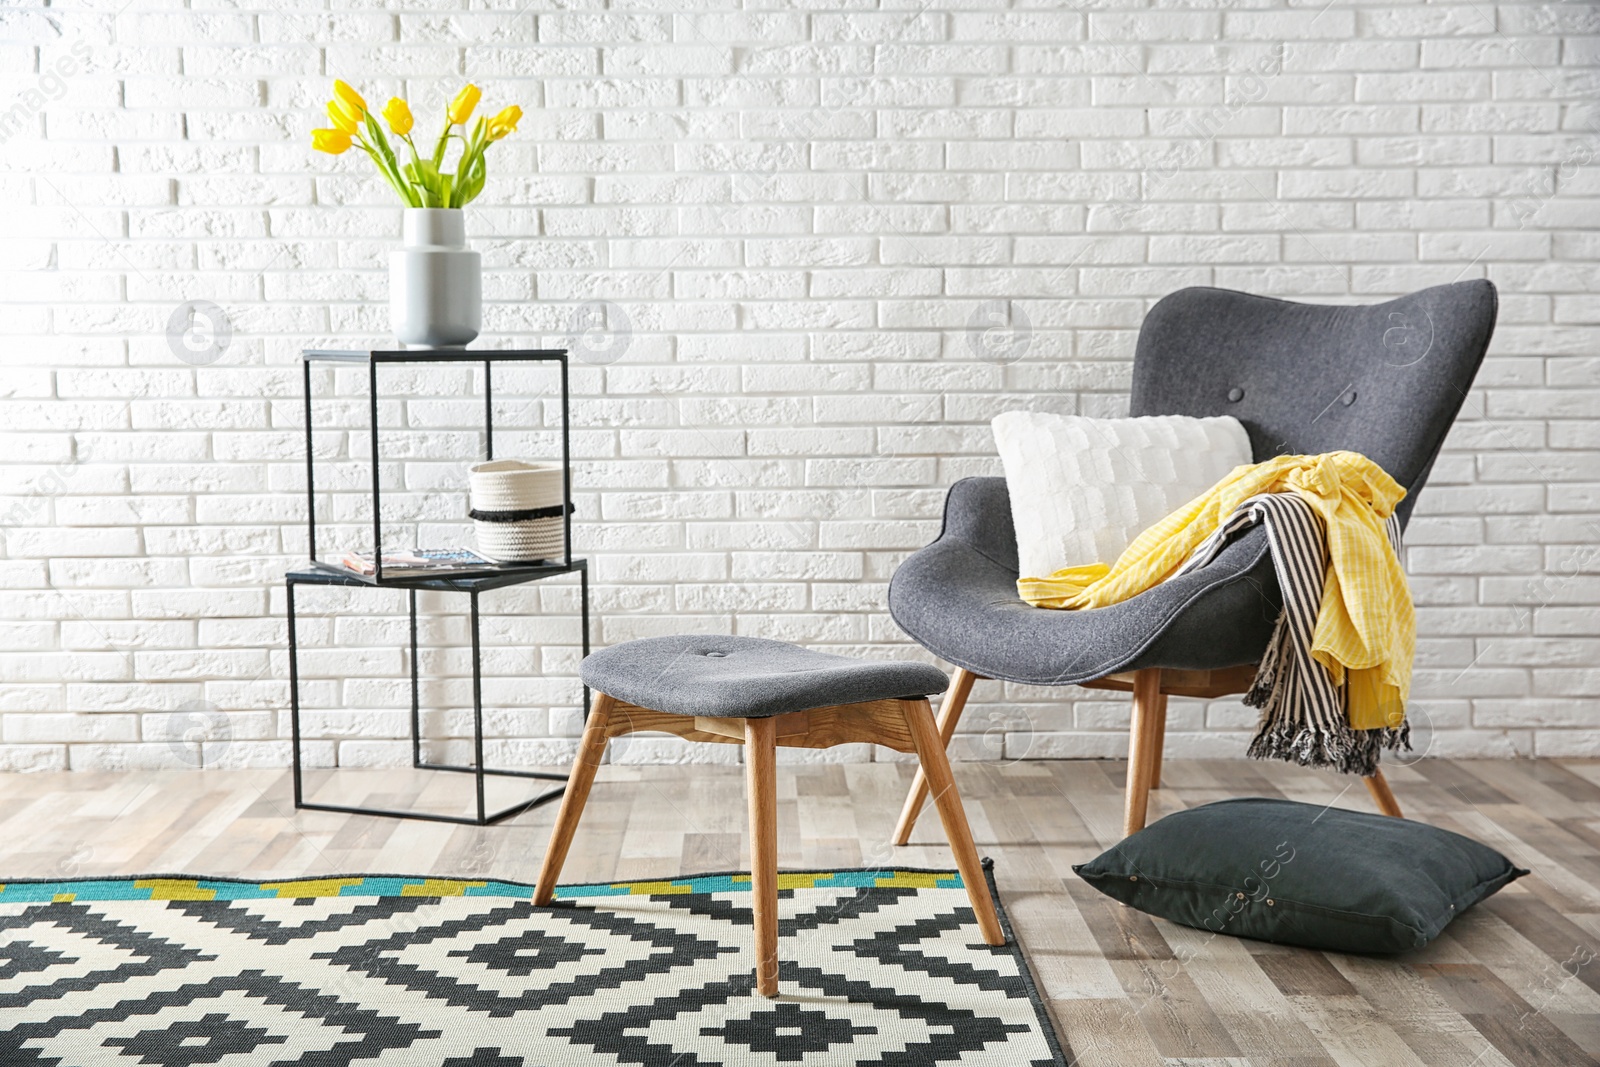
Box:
1242 609 1292 712
1242 609 1411 777
1246 718 1410 777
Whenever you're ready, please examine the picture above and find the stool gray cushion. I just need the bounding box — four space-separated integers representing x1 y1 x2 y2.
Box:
580 635 950 718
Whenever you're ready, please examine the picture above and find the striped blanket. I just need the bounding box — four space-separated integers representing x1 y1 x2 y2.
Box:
1178 493 1411 776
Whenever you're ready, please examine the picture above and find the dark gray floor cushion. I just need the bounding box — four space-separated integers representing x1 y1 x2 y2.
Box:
1074 798 1527 954
580 634 950 718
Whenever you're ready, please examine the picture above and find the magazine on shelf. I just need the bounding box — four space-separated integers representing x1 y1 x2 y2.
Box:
338 548 497 576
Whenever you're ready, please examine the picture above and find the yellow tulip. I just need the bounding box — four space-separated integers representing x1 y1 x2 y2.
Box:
447 84 481 125
382 97 413 136
332 79 367 117
310 128 352 154
326 98 360 135
487 104 522 141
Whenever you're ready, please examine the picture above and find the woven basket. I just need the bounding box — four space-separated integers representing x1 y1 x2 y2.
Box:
468 460 567 563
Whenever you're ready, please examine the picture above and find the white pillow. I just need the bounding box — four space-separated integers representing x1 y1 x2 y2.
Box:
991 412 1254 578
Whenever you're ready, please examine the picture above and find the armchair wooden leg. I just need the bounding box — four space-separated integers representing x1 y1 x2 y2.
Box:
746 716 780 997
1123 669 1166 838
535 693 615 905
1149 694 1168 790
902 698 1006 947
892 667 979 846
1363 768 1404 818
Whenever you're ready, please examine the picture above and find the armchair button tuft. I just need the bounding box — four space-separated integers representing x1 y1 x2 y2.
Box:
1227 387 1244 402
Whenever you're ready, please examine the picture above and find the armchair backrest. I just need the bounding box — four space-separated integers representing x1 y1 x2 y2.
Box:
1129 280 1497 524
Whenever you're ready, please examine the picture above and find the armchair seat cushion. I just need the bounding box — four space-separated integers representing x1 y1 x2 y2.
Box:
888 477 1281 686
888 282 1496 688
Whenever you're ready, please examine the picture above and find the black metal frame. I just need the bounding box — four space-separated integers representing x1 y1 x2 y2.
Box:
288 347 588 826
301 347 573 584
286 565 589 825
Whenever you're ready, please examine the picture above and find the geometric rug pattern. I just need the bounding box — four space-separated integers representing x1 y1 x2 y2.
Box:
0 865 1066 1066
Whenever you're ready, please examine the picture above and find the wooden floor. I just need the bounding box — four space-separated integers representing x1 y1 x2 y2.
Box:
3 757 1599 1067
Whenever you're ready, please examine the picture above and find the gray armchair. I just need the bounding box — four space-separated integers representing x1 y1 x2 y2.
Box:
889 281 1498 839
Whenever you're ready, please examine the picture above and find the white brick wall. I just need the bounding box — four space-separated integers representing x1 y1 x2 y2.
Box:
3 1 1598 773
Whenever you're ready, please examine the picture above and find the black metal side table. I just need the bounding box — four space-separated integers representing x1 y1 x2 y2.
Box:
286 347 590 826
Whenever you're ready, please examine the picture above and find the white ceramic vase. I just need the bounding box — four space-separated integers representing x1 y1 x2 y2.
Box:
389 208 481 348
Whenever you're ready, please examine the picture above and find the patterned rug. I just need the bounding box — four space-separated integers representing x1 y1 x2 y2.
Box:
0 863 1066 1066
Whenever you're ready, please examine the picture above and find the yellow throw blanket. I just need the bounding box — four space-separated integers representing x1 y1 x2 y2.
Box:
1017 451 1413 732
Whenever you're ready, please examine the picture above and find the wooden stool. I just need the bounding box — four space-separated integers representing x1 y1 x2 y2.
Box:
534 635 1006 998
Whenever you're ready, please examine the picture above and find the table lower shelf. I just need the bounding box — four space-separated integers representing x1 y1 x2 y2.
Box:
286 566 589 827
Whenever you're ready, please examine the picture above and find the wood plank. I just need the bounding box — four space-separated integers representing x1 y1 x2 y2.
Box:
2 757 1598 1065
1414 963 1598 1067
1165 926 1342 1064
1246 942 1360 998
1331 952 1516 1067
1111 957 1244 1059
1286 994 1433 1067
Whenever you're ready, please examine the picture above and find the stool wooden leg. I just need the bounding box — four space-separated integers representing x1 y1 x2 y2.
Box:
901 698 1006 947
746 716 780 997
1123 669 1165 838
534 693 614 906
1364 768 1404 818
892 667 979 846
